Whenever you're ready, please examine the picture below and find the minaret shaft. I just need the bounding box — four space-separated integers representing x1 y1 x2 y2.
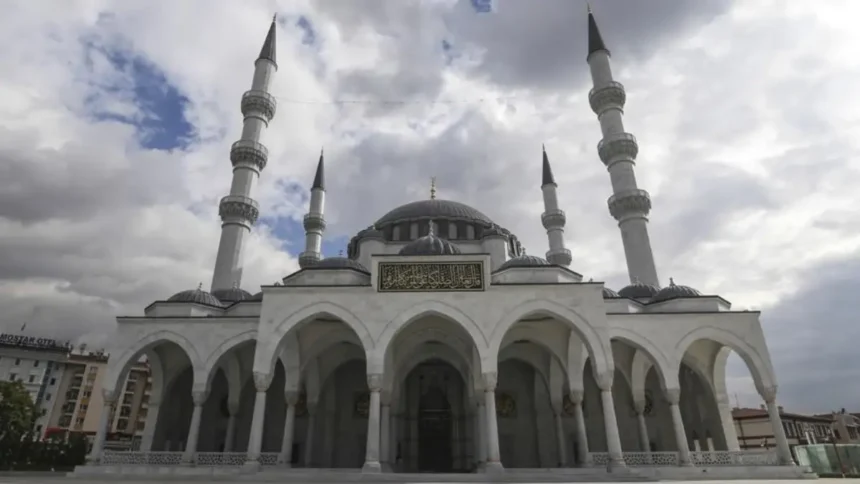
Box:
587 14 659 287
211 21 278 292
299 153 326 268
540 148 572 267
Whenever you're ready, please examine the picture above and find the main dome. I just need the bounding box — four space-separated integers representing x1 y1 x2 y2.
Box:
375 199 494 227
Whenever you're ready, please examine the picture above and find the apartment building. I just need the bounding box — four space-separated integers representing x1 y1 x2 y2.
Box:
46 352 151 449
733 406 835 450
815 410 860 444
0 333 74 436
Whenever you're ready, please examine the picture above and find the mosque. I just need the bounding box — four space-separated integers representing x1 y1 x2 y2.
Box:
77 8 812 481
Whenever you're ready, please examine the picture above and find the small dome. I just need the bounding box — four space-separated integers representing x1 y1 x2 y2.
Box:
618 281 660 299
399 223 461 256
166 285 224 307
211 287 253 302
497 255 551 271
602 286 620 298
308 257 370 273
651 278 702 303
481 225 505 239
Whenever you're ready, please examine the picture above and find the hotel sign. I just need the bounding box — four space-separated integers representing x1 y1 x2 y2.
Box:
0 334 72 352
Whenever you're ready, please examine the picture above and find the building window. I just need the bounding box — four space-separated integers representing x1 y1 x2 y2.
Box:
50 378 56 385
41 408 47 416
136 421 145 431
35 425 42 434
28 375 35 383
466 225 475 239
14 359 20 366
9 374 17 382
392 225 401 241
45 393 51 401
410 222 418 240
116 419 128 431
449 222 458 239
33 360 39 368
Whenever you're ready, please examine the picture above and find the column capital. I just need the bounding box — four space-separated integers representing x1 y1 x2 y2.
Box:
633 399 646 415
227 399 241 416
664 388 681 405
759 385 778 403
481 372 498 391
192 389 209 406
595 372 613 392
569 389 584 405
253 371 272 392
367 373 383 392
101 388 117 404
284 390 300 406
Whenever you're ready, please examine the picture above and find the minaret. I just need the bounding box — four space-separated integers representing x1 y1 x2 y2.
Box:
586 7 660 287
540 146 572 267
210 17 279 292
299 150 326 268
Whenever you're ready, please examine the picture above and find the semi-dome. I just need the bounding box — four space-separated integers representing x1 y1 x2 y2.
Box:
651 278 702 303
602 286 620 298
618 280 660 299
497 255 551 271
211 287 254 302
376 199 494 227
166 285 224 307
308 257 370 273
399 227 461 256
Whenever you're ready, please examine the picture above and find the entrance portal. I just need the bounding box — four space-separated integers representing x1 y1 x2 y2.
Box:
418 385 453 472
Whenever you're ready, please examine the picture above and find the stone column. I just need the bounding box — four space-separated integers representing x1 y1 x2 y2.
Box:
278 391 299 466
389 406 398 470
86 389 117 464
597 378 626 469
245 372 271 468
634 399 651 452
716 393 740 450
380 391 391 472
665 388 693 466
139 396 161 452
482 372 504 473
760 386 795 466
570 390 591 467
223 400 239 452
305 402 317 467
363 373 383 473
182 389 209 464
554 409 568 467
475 400 487 470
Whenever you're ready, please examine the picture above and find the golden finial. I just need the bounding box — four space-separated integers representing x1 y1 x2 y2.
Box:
197 282 203 290
669 277 676 287
430 177 437 200
587 2 593 14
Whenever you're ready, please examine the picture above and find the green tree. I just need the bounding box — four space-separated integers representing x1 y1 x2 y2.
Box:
0 380 37 468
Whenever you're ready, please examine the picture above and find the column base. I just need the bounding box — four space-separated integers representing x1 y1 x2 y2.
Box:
362 460 382 473
484 460 505 474
242 459 261 472
381 462 392 473
607 457 627 471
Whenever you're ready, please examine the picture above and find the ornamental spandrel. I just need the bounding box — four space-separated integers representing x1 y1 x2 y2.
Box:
378 262 484 292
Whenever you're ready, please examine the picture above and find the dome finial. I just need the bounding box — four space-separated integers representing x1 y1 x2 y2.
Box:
338 249 344 257
428 219 436 236
587 2 592 14
633 276 640 284
197 282 203 290
669 277 675 287
430 177 437 200
232 281 239 289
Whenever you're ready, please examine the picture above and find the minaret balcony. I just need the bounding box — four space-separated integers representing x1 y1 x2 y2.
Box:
588 81 626 114
597 132 638 165
219 195 260 226
607 189 651 220
303 213 327 232
241 90 277 122
541 209 567 230
230 140 269 172
546 247 572 267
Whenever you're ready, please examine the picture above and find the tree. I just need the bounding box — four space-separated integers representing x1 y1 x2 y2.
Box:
0 380 36 443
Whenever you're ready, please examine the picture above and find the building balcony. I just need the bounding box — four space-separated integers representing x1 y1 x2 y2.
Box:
241 89 277 122
607 189 652 220
219 195 260 227
597 132 639 165
229 140 269 172
588 80 626 114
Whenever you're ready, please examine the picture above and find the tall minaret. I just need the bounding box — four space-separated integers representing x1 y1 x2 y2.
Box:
210 17 278 292
541 146 572 267
299 150 326 268
586 7 660 287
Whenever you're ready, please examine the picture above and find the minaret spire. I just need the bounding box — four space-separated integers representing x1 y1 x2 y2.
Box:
299 150 327 268
587 11 660 287
210 19 279 292
258 15 278 68
540 146 572 267
430 177 437 200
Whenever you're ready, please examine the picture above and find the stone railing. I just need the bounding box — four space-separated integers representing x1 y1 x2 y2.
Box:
690 450 779 466
194 452 247 467
259 452 279 466
101 450 183 466
589 450 780 468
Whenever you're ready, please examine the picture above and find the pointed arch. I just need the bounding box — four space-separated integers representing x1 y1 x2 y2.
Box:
488 299 610 378
256 301 373 375
203 329 257 391
609 327 674 390
105 330 203 396
675 326 775 394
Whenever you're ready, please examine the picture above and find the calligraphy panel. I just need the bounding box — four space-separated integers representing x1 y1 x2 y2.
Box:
378 262 485 292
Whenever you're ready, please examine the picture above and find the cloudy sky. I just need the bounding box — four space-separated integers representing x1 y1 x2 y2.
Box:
1 0 859 413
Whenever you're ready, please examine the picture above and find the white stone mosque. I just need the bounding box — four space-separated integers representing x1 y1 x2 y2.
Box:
76 9 814 481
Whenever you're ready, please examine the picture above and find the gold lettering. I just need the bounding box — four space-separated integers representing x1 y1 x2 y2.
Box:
378 262 484 292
